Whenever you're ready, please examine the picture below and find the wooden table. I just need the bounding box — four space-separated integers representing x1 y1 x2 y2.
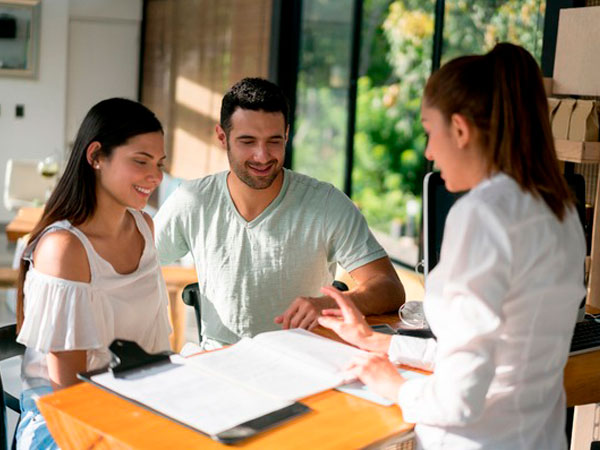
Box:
564 305 600 407
0 267 18 288
37 374 412 449
37 319 414 450
36 310 600 449
5 206 43 242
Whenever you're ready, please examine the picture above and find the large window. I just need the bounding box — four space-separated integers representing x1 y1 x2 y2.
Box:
290 0 546 268
352 0 433 267
292 0 355 189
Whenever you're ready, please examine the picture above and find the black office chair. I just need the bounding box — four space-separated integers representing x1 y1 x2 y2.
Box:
0 324 25 450
181 283 202 343
181 281 349 344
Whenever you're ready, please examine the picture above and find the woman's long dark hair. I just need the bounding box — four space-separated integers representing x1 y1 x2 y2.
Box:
16 98 163 330
424 43 573 220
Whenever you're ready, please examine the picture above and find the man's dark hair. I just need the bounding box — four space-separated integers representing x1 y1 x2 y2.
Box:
220 77 289 135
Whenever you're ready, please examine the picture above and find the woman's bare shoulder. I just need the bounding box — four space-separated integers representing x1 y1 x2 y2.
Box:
32 230 91 282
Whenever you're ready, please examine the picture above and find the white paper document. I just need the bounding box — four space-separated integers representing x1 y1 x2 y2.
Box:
91 356 292 436
89 329 370 437
187 329 368 401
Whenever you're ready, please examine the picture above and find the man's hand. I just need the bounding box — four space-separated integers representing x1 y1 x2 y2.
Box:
345 353 406 402
318 286 391 353
274 295 336 330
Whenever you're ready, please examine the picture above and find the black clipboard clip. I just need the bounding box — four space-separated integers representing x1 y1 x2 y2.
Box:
108 339 172 378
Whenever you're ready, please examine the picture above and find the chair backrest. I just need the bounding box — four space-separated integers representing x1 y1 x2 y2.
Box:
0 324 25 450
182 283 202 344
3 159 54 211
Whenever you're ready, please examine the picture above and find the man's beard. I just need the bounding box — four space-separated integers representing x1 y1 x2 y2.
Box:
227 145 282 190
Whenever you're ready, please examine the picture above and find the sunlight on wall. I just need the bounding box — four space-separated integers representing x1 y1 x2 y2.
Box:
170 76 231 179
175 76 221 122
171 126 229 180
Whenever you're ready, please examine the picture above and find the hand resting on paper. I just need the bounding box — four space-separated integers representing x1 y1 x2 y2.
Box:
344 353 407 402
274 295 336 330
317 285 392 353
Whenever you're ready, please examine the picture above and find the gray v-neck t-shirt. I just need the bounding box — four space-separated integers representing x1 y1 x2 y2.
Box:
155 169 387 346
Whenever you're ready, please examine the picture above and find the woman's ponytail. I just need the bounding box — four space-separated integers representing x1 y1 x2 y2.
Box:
424 43 573 220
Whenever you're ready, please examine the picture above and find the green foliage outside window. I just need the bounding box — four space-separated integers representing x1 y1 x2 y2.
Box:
292 0 545 247
353 0 433 235
353 0 544 240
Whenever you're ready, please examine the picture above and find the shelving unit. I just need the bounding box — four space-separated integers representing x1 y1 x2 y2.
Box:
555 140 600 164
554 138 600 309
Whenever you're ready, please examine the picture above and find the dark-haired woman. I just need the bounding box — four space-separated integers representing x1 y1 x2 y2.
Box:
15 98 171 449
318 43 585 449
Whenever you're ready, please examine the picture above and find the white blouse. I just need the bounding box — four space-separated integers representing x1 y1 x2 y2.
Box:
390 173 586 450
17 210 171 390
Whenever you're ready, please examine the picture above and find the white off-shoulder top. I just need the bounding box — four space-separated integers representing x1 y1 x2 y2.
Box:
17 210 172 390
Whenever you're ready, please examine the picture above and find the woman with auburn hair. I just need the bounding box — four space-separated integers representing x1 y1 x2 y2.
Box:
15 98 171 449
319 43 585 449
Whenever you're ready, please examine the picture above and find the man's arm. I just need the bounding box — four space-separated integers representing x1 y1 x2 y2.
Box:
154 186 191 265
275 256 405 329
345 256 405 315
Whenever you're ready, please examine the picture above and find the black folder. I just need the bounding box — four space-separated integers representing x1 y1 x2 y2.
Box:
77 339 311 445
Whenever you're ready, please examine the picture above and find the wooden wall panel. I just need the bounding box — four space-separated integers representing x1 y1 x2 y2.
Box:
141 0 175 146
142 0 273 180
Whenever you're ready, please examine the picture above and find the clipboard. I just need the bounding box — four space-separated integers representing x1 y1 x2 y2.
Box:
77 339 311 445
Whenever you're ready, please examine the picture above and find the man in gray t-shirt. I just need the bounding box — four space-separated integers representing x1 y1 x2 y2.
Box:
155 78 405 348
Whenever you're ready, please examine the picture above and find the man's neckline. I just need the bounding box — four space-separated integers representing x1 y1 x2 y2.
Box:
222 169 291 227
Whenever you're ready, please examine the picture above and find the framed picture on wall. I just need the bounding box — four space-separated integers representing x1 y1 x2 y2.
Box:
0 0 40 78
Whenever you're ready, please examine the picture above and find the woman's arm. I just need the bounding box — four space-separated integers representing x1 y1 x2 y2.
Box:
33 230 91 390
396 200 511 426
47 351 87 390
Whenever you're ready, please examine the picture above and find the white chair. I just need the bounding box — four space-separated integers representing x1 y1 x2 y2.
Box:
3 159 54 211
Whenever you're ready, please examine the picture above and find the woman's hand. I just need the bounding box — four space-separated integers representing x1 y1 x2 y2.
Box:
317 285 392 353
345 353 406 402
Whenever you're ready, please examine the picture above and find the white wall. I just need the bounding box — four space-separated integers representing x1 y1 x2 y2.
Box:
66 19 141 146
69 0 142 21
0 0 142 223
0 0 69 223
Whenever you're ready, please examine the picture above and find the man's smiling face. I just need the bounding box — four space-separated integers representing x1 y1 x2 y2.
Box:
222 108 287 190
